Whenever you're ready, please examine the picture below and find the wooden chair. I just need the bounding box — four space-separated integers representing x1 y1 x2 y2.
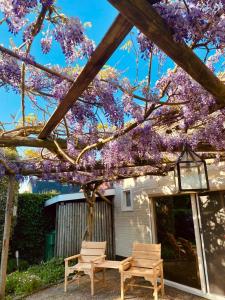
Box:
120 243 164 300
64 241 106 295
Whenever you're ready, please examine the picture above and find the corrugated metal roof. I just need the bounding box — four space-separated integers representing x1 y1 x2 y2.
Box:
44 189 115 207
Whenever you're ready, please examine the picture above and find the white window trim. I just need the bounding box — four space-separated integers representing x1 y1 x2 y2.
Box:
121 189 133 211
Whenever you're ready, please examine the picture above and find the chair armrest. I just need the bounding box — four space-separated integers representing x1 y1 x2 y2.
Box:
91 255 106 263
119 257 132 272
152 259 163 269
64 254 81 262
120 256 133 265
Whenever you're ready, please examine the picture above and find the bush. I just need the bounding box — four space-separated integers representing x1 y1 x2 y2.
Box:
6 272 42 296
28 258 64 285
7 258 29 274
11 193 56 263
6 258 64 298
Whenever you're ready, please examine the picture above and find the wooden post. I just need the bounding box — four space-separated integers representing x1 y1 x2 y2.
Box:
0 175 16 300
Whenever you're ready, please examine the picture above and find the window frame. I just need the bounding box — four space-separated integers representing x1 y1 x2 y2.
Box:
121 189 133 211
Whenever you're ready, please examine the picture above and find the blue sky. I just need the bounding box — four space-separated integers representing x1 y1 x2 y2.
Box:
0 0 174 128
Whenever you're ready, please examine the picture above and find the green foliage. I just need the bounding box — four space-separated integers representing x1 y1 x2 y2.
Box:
7 258 29 274
11 193 55 263
28 258 64 285
0 177 9 252
6 271 42 296
6 258 64 298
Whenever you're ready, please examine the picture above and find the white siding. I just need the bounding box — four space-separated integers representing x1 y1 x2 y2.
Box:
114 162 225 257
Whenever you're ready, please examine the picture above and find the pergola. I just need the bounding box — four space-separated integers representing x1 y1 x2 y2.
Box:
0 0 225 298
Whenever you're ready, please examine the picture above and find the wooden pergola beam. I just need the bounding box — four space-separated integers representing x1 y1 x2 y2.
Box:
108 0 225 107
38 14 133 139
0 134 224 153
0 136 66 150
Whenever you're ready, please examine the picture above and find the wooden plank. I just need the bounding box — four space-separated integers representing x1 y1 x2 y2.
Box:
55 204 59 257
80 248 105 256
0 175 16 299
56 204 61 256
133 243 161 252
0 136 66 151
108 0 225 107
133 250 160 259
132 258 157 268
82 202 87 241
78 202 82 252
38 14 132 139
79 255 102 262
82 241 106 249
68 203 73 256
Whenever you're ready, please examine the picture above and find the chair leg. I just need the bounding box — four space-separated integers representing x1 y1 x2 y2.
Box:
161 277 164 296
153 279 158 300
121 274 125 300
64 273 68 292
77 272 80 287
161 265 165 296
102 268 106 285
90 273 94 296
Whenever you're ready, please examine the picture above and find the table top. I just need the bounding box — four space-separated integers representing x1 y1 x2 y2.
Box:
97 260 121 269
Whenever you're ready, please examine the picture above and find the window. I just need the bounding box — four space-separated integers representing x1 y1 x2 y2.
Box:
121 190 133 211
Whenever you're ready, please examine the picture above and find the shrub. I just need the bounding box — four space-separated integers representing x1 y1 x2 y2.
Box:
7 258 29 274
6 258 64 298
28 258 64 285
6 271 42 296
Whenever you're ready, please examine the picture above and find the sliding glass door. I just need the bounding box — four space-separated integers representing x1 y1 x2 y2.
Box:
198 191 225 296
154 195 201 289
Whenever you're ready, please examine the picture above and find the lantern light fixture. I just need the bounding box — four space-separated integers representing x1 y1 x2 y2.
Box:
174 145 209 192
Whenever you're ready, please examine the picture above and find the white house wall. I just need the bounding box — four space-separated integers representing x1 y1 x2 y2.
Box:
113 162 225 257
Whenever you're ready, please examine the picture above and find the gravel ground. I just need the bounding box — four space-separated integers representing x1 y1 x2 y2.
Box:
26 269 205 300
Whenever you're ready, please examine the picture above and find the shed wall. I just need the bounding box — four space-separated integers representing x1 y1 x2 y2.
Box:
55 200 114 259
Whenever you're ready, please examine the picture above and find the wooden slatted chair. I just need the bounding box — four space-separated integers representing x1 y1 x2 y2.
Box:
120 243 164 300
64 241 106 295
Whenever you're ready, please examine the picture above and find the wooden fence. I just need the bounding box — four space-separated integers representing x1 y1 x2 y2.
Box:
55 199 114 259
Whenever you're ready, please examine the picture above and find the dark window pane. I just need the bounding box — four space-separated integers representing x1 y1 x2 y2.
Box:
125 191 131 207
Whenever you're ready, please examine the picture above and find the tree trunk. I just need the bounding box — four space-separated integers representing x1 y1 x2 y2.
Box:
0 175 16 300
83 184 99 242
87 202 94 241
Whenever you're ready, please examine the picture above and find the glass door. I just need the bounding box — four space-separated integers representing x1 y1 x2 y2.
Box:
154 195 201 289
198 191 225 296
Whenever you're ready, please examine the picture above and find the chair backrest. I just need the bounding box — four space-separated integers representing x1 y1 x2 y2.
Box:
131 243 161 269
79 241 106 262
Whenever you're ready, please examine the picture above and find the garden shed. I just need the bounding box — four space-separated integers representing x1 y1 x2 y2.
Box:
44 189 115 259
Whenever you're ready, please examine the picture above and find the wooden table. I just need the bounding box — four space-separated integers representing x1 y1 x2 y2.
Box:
97 260 121 269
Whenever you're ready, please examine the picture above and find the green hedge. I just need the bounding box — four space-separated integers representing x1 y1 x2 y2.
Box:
0 177 9 253
10 193 55 264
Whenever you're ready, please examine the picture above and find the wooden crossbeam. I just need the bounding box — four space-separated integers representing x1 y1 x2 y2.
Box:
108 0 225 107
38 14 133 139
0 134 224 153
0 136 66 151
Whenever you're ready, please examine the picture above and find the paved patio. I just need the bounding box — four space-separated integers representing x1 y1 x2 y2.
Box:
26 270 205 300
